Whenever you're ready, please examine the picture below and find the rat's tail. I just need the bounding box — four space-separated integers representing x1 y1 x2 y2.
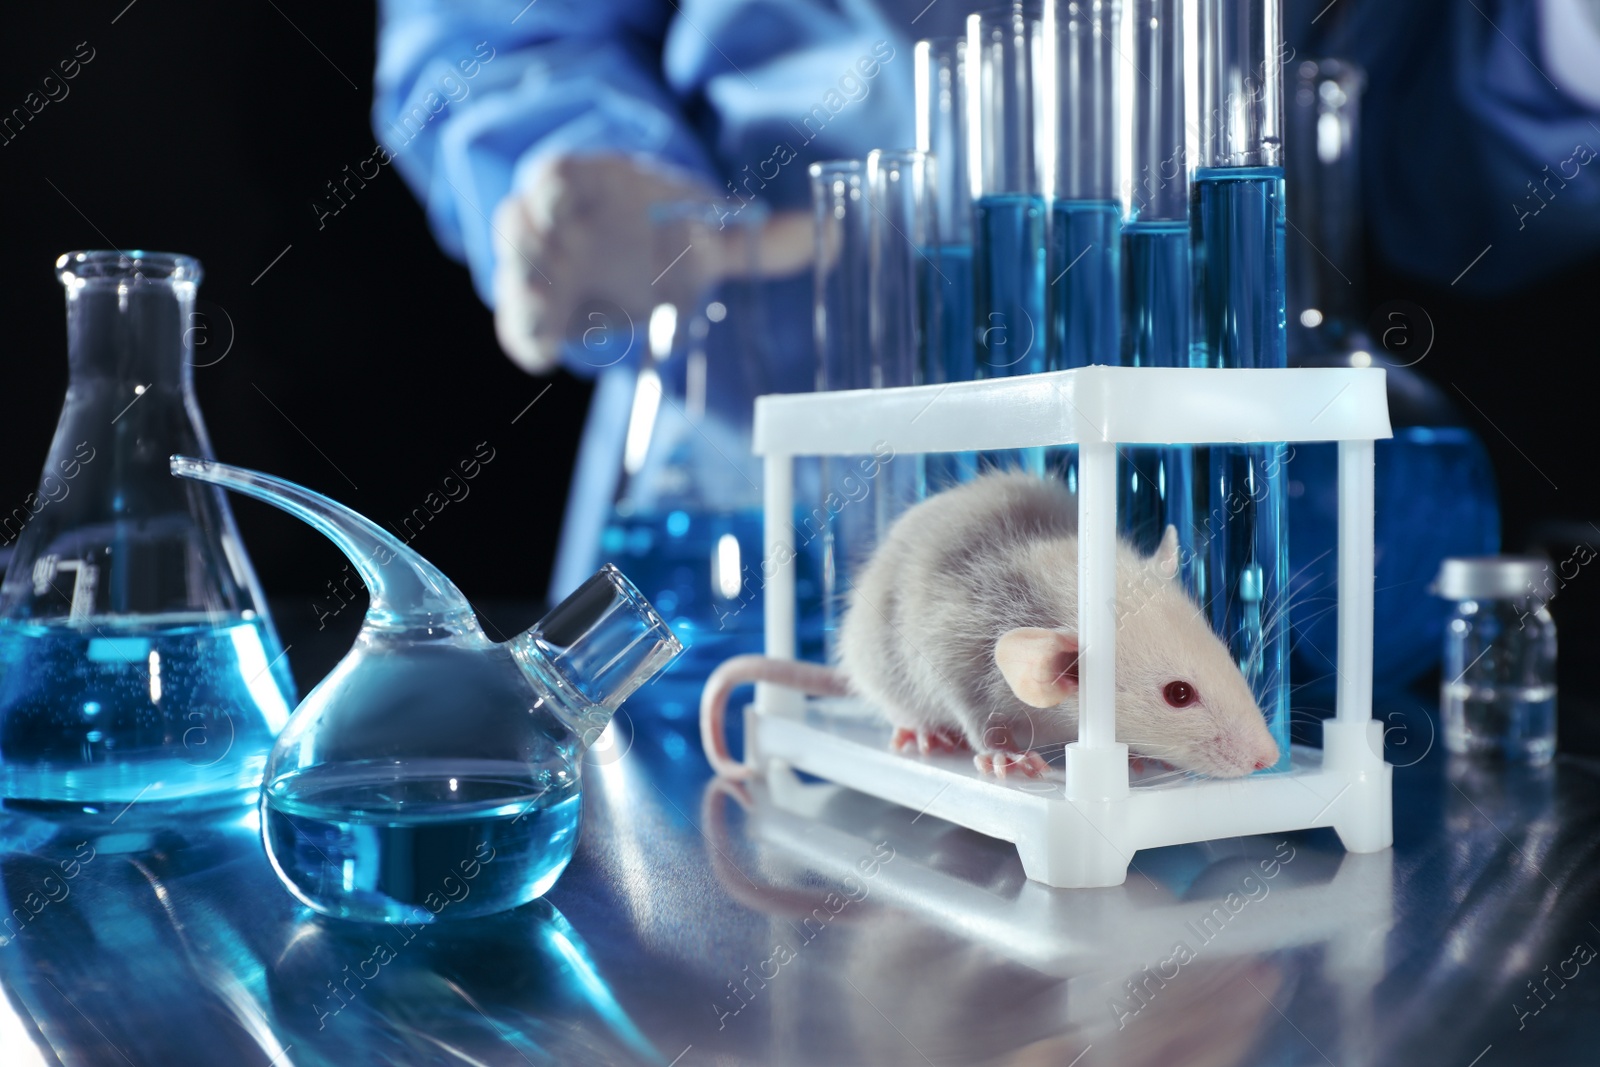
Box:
700 655 850 779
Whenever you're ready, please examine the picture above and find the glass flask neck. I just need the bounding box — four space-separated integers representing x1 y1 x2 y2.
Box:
57 251 203 389
508 564 682 750
0 250 273 623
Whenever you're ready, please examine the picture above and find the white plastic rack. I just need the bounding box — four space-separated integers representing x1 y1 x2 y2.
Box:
732 366 1394 888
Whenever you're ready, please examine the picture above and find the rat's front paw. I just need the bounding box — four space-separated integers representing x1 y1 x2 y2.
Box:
891 726 969 755
974 750 1050 778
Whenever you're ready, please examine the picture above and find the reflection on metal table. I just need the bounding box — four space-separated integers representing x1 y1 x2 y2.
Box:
1 632 1598 1065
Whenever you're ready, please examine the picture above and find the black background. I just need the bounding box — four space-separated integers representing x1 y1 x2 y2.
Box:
0 2 589 643
1 2 1597 696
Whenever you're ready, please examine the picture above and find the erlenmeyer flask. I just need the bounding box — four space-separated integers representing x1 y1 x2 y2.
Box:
0 251 295 815
601 202 811 704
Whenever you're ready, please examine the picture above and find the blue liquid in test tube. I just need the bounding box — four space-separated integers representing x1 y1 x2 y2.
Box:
974 194 1050 378
1050 200 1122 371
1046 0 1122 488
1189 0 1292 771
974 194 1049 474
916 37 977 487
1116 0 1188 556
1120 217 1192 555
966 5 1049 476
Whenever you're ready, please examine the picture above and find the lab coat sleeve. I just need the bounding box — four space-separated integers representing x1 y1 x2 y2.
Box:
372 0 719 311
372 0 912 311
1338 0 1600 294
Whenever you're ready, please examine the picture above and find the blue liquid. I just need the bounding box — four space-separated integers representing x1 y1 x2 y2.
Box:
1190 167 1286 369
1288 426 1500 694
1189 168 1290 772
1121 219 1194 555
1196 446 1291 769
1046 200 1123 491
923 243 978 488
974 194 1048 474
926 243 976 384
1050 199 1122 369
601 507 823 706
1122 219 1191 370
0 613 294 811
264 759 579 922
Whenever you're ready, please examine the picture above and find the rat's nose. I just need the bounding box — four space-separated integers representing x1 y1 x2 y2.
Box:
1253 759 1269 770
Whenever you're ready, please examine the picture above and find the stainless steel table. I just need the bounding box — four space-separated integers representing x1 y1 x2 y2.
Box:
2 679 1598 1066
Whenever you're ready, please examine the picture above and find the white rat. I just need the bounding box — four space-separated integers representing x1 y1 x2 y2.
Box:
699 471 1281 781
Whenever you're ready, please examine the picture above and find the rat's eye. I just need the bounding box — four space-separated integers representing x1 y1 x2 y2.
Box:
1162 681 1198 708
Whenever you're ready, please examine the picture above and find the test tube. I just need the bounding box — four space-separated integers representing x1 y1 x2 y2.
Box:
1118 0 1191 555
812 161 872 393
1188 0 1290 771
810 161 873 661
967 1 1051 474
1045 0 1123 495
916 37 979 487
1286 58 1366 360
1048 0 1122 372
866 149 932 535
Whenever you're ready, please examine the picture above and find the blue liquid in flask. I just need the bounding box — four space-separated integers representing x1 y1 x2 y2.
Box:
1189 166 1291 772
601 507 824 707
0 612 293 812
974 194 1048 474
265 758 580 923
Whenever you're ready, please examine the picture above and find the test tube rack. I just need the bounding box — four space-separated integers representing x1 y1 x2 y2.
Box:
726 366 1394 888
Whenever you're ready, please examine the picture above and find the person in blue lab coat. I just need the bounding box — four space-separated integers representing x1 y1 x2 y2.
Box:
370 0 962 604
372 0 1600 605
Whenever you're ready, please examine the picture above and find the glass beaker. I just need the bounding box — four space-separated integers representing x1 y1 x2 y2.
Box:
0 251 295 816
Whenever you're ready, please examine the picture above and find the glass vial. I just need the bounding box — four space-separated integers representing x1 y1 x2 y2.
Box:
1435 557 1557 765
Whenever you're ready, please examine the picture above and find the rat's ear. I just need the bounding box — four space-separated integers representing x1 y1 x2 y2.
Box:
995 627 1080 708
1152 524 1181 581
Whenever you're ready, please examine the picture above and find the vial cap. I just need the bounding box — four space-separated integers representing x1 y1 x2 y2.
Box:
1433 556 1550 601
